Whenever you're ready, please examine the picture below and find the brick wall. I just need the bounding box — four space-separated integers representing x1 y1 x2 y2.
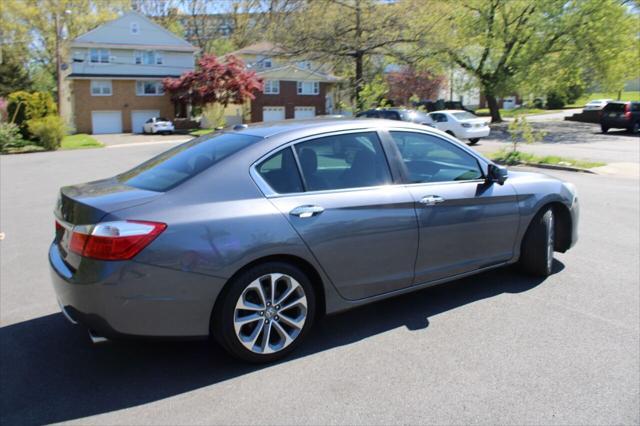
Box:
250 81 328 122
73 80 175 133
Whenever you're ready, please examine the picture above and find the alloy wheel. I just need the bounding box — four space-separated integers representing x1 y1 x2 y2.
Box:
233 273 308 354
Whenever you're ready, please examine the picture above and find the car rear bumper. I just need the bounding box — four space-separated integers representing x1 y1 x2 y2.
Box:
459 127 490 139
49 243 224 339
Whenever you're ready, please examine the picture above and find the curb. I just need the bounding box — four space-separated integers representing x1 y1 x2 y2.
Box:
494 160 598 174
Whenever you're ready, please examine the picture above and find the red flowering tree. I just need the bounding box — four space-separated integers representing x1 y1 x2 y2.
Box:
163 54 263 107
386 68 445 106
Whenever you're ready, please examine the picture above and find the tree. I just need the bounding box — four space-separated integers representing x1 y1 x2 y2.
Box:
386 68 445 106
409 0 640 122
163 54 263 107
0 51 32 97
272 0 424 110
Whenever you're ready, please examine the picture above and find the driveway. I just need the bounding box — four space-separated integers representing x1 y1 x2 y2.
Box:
93 133 192 147
1 141 638 424
470 120 640 177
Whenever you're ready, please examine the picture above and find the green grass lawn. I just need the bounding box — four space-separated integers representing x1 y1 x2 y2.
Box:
489 150 605 169
61 134 104 150
189 128 215 136
475 108 559 118
568 91 640 107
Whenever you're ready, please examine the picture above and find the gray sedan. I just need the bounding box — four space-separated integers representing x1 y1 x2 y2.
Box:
50 119 579 362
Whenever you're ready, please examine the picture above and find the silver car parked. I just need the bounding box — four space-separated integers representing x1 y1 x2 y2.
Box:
50 119 579 362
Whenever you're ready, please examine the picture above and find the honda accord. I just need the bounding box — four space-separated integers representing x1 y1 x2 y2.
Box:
50 119 579 362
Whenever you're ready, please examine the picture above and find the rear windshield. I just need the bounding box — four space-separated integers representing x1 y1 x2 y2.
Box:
603 103 627 112
118 132 261 191
452 112 477 120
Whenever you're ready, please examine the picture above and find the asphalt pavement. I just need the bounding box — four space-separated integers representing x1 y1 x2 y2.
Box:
1 139 638 425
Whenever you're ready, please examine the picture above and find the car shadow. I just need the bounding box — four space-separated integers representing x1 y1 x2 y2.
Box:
0 262 563 425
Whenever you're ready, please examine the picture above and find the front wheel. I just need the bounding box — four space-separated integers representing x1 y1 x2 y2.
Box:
468 138 479 145
212 262 316 363
630 122 639 134
601 125 609 133
520 207 555 277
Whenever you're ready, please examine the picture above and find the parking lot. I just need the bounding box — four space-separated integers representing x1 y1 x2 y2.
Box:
1 126 639 425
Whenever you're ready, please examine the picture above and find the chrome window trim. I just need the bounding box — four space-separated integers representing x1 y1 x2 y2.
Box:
249 125 492 198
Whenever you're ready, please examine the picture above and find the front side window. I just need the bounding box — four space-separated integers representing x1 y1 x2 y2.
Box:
297 81 319 95
264 80 280 95
294 132 391 191
120 133 261 191
257 148 304 194
389 131 483 183
90 80 112 96
135 50 162 65
136 80 164 96
90 48 109 63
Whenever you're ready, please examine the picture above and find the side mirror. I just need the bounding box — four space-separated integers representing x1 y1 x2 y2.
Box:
487 164 508 185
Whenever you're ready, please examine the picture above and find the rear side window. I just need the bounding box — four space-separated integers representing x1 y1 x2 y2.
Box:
294 132 392 191
257 148 304 194
604 103 626 113
119 132 260 191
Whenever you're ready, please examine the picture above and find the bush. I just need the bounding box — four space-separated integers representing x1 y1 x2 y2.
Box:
201 103 227 129
545 91 566 109
7 91 57 138
27 115 66 150
0 122 25 152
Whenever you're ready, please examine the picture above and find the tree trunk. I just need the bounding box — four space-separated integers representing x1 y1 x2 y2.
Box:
485 91 502 123
354 52 364 111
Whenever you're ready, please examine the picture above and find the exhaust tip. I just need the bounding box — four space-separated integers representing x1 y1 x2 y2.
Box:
88 329 108 344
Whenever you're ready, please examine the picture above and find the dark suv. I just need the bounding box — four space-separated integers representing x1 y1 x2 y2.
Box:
600 101 639 134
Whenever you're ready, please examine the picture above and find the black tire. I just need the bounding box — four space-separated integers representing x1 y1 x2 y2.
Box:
212 261 316 363
601 124 609 133
445 130 456 137
630 122 639 134
520 207 555 277
468 138 479 145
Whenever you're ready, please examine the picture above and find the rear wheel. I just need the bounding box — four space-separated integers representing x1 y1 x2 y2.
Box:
601 124 609 133
520 207 555 277
212 262 316 363
468 138 479 145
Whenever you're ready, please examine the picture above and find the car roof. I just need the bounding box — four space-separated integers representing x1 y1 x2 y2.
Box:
226 118 435 139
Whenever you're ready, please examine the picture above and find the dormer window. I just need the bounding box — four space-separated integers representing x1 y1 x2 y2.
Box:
130 22 140 34
257 55 272 69
135 50 163 65
296 61 311 70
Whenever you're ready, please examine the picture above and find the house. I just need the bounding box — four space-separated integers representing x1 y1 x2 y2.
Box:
228 42 340 123
66 11 198 134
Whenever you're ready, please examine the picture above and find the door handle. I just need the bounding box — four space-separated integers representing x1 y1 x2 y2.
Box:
290 205 324 218
419 195 445 206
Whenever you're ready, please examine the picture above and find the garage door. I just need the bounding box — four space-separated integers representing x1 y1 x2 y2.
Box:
132 110 160 134
294 106 316 119
91 111 122 134
263 107 285 122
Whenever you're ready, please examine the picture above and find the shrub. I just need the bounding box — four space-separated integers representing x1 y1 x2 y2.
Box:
201 103 227 129
7 91 57 138
0 122 25 152
27 115 66 150
545 91 566 109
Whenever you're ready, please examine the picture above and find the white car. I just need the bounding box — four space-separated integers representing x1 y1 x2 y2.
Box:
427 110 490 145
583 99 612 111
143 117 175 134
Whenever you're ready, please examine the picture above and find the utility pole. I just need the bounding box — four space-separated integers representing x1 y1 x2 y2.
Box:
55 11 61 113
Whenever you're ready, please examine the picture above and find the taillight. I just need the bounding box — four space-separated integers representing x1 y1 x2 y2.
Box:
68 220 166 260
624 103 631 119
